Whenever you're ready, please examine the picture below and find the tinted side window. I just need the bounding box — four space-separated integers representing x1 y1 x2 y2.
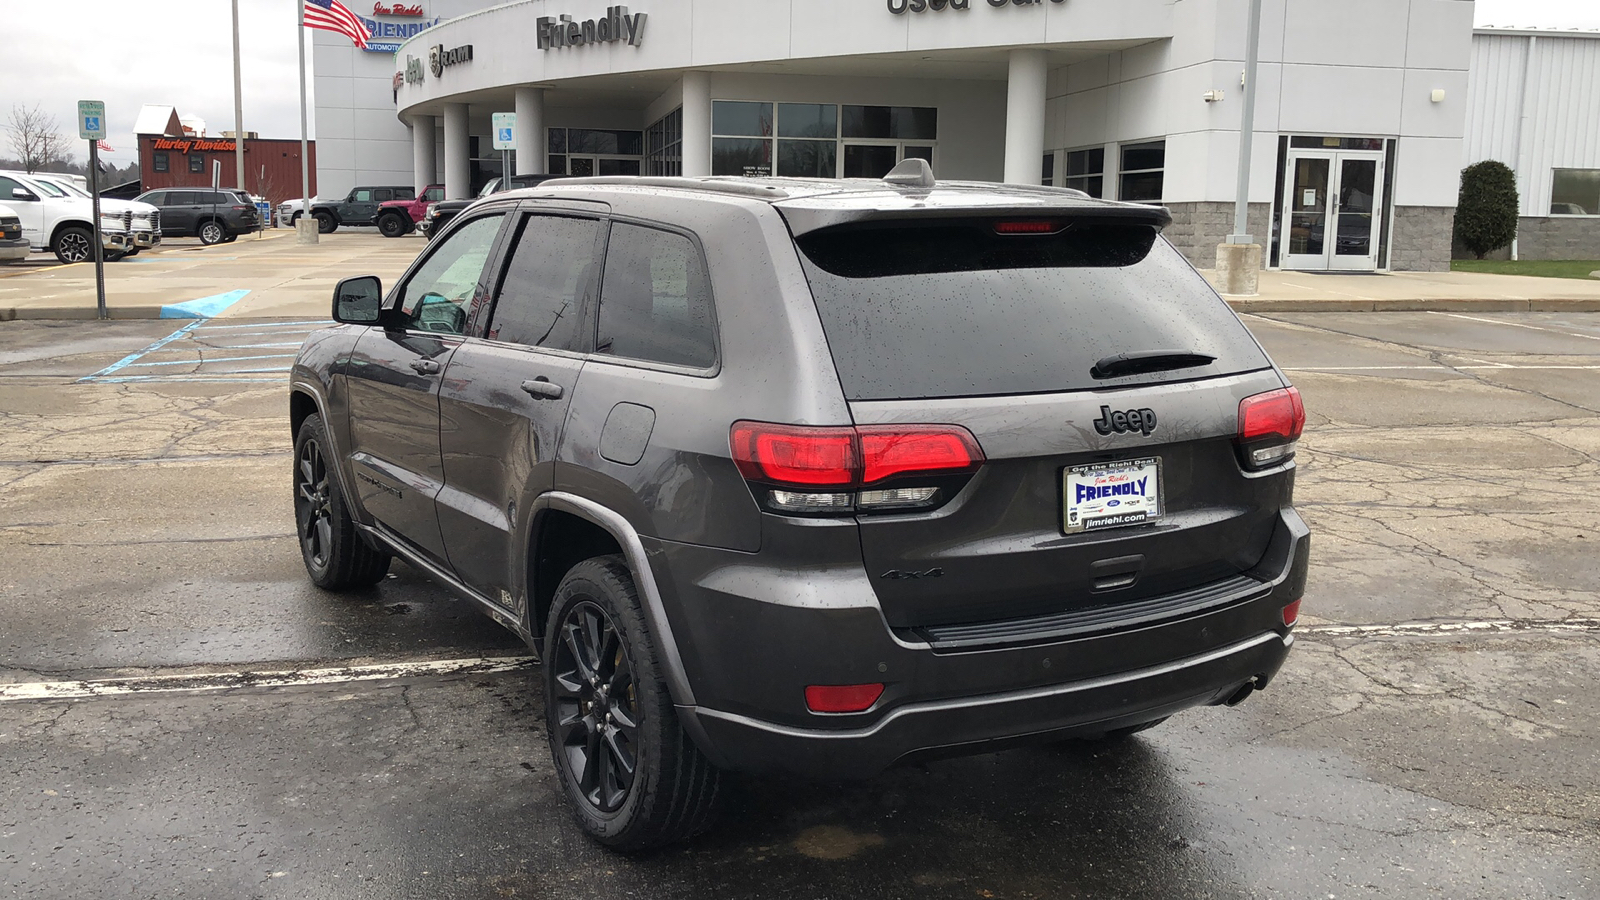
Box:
397 213 506 335
353 189 374 203
166 191 197 206
0 177 27 200
597 223 716 369
374 189 393 202
486 215 601 352
396 188 416 200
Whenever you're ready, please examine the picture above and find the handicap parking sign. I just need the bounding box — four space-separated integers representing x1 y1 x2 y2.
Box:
78 100 106 140
491 112 516 150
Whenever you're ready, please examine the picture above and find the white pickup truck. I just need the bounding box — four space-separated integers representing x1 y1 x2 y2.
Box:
26 174 161 256
0 171 139 263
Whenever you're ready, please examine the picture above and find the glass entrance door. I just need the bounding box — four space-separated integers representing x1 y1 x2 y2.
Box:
1281 149 1384 271
1329 158 1380 270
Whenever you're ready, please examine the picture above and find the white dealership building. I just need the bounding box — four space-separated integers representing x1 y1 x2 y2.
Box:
312 0 1600 271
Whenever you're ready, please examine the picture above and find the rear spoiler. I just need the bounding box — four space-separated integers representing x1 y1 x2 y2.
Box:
774 194 1172 237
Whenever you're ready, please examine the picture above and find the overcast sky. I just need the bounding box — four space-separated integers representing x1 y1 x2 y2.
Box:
5 0 1599 169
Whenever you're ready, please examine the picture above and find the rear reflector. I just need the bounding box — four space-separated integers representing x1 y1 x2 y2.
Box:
859 426 982 485
805 683 884 713
1282 598 1301 627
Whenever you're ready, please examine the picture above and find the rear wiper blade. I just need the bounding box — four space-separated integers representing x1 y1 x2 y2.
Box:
1091 350 1217 380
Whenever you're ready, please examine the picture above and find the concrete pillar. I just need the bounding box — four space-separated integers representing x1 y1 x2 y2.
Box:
514 87 545 175
1003 49 1048 185
681 71 712 177
410 114 436 193
443 102 471 200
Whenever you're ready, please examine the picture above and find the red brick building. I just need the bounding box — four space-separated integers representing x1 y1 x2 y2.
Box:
134 106 316 206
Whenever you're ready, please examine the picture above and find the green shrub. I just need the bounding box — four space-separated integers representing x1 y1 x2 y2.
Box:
1453 160 1519 259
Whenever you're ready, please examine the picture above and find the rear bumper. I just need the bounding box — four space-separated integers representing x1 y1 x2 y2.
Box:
653 507 1309 778
684 631 1290 779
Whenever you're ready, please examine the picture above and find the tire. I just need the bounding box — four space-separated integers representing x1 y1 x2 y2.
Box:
124 248 141 257
222 233 238 243
293 413 391 590
315 211 337 234
105 250 127 262
378 213 409 238
197 220 226 245
52 226 93 264
544 556 722 851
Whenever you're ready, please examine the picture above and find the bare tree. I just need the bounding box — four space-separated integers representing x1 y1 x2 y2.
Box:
6 104 69 173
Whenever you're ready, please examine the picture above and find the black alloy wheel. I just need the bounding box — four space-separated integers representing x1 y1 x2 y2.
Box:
378 213 408 238
295 436 335 572
552 600 640 814
198 220 226 245
291 413 390 589
53 227 92 264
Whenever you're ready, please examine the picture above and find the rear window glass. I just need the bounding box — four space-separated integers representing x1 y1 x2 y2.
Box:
793 218 1270 400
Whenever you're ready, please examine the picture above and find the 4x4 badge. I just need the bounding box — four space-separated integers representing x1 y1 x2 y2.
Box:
1093 406 1158 437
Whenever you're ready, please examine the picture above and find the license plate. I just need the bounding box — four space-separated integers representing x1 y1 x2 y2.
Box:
1063 457 1162 533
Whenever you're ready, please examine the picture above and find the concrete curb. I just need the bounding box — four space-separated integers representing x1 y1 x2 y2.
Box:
1224 297 1600 313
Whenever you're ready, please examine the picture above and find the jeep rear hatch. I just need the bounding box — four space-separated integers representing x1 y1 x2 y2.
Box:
783 210 1291 636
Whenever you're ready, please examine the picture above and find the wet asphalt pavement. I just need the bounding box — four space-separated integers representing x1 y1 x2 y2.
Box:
1 313 1597 899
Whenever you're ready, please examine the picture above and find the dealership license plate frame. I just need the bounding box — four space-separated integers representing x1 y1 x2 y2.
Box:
1063 456 1164 534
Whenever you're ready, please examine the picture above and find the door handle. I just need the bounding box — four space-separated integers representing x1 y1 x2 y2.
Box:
409 359 441 375
521 378 564 400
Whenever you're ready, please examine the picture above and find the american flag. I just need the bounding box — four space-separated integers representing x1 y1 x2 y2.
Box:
96 140 114 153
303 0 370 49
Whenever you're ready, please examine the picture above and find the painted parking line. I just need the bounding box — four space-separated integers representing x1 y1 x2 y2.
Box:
0 656 537 702
77 318 332 384
1436 311 1600 342
4 617 1598 703
1287 365 1600 372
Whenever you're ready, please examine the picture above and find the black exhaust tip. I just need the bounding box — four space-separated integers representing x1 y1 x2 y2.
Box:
1224 679 1257 707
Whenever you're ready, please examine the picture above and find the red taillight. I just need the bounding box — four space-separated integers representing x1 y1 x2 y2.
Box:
1237 387 1305 469
1282 598 1301 627
994 220 1059 234
731 421 985 513
805 683 884 713
1239 387 1305 442
730 423 857 486
858 425 982 484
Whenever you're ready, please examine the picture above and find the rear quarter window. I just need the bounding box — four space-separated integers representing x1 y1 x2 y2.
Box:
792 218 1270 400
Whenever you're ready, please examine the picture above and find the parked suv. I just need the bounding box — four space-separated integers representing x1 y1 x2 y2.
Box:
134 189 258 245
373 184 444 238
290 165 1309 851
285 185 414 234
420 174 565 239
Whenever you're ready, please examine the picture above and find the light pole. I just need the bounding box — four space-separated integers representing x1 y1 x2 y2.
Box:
1216 0 1264 295
232 0 246 195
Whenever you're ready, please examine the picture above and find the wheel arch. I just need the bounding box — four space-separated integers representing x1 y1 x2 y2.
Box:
528 493 698 708
48 218 90 248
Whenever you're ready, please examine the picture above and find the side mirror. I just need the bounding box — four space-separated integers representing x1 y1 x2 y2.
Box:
10 188 38 202
332 275 384 325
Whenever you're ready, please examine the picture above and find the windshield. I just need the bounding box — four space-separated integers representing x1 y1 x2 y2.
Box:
46 180 89 198
28 179 67 198
794 217 1271 401
477 178 501 198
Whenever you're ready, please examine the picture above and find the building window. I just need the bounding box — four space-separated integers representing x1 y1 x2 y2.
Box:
545 127 644 177
712 100 774 177
841 106 937 141
189 153 205 174
1550 168 1600 215
646 108 683 176
152 152 169 173
1063 147 1104 197
1042 152 1055 186
1119 140 1165 203
777 103 837 177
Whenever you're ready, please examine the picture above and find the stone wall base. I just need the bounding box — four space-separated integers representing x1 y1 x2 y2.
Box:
1163 202 1272 270
1511 216 1600 261
1388 206 1454 272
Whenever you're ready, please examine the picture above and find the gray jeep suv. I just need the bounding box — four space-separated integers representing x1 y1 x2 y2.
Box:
289 164 1309 851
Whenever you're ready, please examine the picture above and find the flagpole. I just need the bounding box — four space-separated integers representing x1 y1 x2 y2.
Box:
296 0 316 243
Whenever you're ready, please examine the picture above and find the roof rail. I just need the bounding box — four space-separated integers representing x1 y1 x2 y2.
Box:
539 176 793 200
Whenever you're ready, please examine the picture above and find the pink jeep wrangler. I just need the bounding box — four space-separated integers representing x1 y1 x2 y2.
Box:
373 184 444 238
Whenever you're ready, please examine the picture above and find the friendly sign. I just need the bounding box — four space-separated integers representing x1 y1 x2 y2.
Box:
77 100 106 140
492 112 517 150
